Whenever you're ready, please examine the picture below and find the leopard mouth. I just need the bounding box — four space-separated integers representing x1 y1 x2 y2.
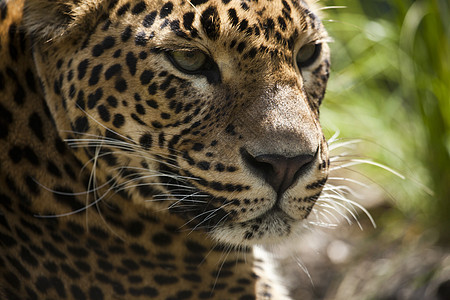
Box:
208 204 307 246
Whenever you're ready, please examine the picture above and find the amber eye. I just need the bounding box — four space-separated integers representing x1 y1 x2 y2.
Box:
169 50 207 72
296 43 322 69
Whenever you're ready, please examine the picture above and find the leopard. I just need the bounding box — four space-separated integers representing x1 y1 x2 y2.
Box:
0 0 330 299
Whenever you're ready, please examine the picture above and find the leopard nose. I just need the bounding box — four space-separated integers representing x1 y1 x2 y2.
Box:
242 151 315 195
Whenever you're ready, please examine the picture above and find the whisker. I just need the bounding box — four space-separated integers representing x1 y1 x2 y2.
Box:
316 201 354 226
318 5 347 11
329 158 405 180
327 176 369 188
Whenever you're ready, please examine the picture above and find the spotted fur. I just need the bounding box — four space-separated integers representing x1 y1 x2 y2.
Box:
0 0 330 299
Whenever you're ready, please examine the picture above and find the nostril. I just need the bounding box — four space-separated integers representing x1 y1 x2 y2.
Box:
241 149 315 195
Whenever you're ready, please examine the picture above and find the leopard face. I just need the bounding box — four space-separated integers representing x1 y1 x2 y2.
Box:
26 0 330 247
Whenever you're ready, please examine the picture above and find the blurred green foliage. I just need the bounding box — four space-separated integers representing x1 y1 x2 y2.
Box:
320 0 450 240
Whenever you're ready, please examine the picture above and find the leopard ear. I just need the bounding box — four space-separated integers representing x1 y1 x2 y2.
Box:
23 0 104 42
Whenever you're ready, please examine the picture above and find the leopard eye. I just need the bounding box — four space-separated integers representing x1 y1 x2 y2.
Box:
296 43 322 69
169 50 207 73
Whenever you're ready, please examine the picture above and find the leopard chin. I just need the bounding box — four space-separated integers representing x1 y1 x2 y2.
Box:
210 208 306 247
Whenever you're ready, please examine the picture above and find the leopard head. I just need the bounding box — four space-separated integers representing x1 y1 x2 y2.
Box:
24 0 330 246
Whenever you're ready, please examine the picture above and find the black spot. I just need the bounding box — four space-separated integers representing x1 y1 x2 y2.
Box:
247 47 258 59
240 2 249 10
97 258 114 272
186 240 206 252
13 84 26 104
165 87 176 99
42 260 58 273
239 19 248 32
70 285 86 300
67 246 89 258
126 52 137 75
227 166 237 172
135 31 147 46
35 276 50 293
92 36 116 57
4 272 20 291
154 275 179 285
170 20 186 38
0 72 4 91
112 114 125 128
61 264 81 279
102 19 112 31
183 12 195 30
20 218 43 236
131 1 146 14
0 103 12 139
77 59 89 80
135 104 146 115
139 51 148 59
160 112 170 119
129 286 158 297
97 105 110 122
151 232 172 246
25 175 39 195
117 3 130 16
139 134 153 150
19 246 38 266
143 11 157 27
23 146 40 166
156 253 175 261
147 82 158 95
64 164 76 180
201 6 221 40
264 18 275 39
115 78 128 92
106 96 118 107
0 232 17 248
121 26 132 42
108 0 119 9
151 121 162 129
182 273 201 282
0 1 8 20
227 8 239 26
278 16 287 31
140 70 154 85
197 161 210 170
74 116 89 133
89 286 104 300
53 138 66 155
239 295 256 300
87 88 103 109
190 0 209 5
89 64 103 86
56 59 63 70
42 241 67 260
129 243 148 256
237 41 246 53
8 146 22 163
192 143 204 151
105 64 122 80
160 2 173 18
28 113 44 142
25 69 37 92
146 99 158 108
52 186 84 211
69 84 76 99
121 259 140 271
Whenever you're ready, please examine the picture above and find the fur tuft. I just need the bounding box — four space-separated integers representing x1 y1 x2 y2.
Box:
23 0 105 42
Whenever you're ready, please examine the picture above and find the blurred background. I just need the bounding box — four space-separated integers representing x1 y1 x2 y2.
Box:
279 0 450 299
